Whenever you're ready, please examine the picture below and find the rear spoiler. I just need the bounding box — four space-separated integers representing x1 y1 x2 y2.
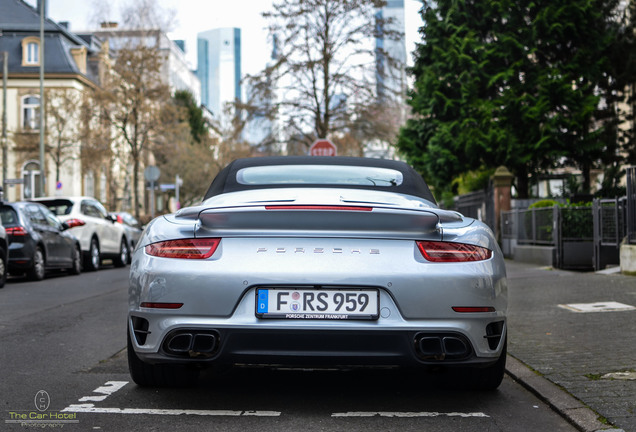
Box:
176 205 463 239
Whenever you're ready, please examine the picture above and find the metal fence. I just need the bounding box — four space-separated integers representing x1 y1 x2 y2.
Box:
502 207 559 246
454 188 495 230
627 167 636 244
501 203 615 270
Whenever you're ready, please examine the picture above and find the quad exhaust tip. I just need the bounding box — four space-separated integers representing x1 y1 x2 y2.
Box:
164 330 219 358
415 334 471 360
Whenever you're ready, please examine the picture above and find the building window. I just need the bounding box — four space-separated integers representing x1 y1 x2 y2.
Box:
85 171 95 197
22 161 42 200
21 37 41 66
22 95 40 130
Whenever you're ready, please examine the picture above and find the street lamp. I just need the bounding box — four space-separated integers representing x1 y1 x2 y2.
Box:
39 0 46 196
2 51 7 188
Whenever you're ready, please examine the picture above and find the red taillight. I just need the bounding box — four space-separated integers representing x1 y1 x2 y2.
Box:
265 205 372 211
145 238 221 259
140 302 183 309
66 218 86 228
452 306 496 313
5 226 28 236
416 241 492 262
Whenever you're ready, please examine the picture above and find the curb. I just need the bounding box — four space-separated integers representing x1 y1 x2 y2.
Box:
505 355 621 432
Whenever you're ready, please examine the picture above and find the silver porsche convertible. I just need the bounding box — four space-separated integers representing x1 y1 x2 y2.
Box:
128 156 507 389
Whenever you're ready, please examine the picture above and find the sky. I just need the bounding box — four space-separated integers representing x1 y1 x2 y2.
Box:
27 0 424 76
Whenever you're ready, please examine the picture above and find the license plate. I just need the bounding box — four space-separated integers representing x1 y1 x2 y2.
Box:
256 288 379 320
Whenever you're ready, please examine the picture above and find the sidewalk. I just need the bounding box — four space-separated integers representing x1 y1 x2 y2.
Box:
504 260 636 432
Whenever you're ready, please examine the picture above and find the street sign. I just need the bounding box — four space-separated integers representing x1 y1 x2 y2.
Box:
309 139 337 156
4 178 24 185
144 166 160 182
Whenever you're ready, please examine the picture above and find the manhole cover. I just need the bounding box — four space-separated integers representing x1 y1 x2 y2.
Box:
558 302 635 313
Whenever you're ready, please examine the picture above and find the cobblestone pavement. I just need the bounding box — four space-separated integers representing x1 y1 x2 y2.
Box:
505 260 636 431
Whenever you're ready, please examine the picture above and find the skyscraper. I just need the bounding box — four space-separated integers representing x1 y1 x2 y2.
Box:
197 28 242 117
375 0 406 101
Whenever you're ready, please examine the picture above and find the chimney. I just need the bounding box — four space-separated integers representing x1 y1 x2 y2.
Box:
100 22 119 29
59 21 70 31
36 0 48 18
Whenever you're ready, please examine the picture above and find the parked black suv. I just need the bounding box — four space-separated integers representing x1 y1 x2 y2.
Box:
0 201 81 281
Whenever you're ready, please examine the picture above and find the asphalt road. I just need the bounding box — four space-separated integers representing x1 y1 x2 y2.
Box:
0 266 576 431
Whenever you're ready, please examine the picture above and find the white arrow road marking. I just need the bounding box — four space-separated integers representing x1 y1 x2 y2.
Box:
78 381 128 402
331 412 489 418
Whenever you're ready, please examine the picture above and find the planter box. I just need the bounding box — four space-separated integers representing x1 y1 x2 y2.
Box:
561 241 593 270
513 245 556 267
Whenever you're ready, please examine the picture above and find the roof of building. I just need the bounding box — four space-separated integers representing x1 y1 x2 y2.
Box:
0 0 99 81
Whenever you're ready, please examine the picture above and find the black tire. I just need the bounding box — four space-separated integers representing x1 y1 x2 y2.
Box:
127 328 199 387
69 244 82 275
85 238 100 272
0 248 7 288
27 247 46 281
114 239 129 268
465 337 507 391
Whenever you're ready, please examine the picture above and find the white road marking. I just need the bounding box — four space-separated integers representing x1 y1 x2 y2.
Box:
64 380 281 417
61 404 280 417
558 301 635 313
331 412 489 418
77 381 128 403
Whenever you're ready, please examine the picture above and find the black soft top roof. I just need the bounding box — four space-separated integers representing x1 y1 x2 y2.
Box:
203 156 437 204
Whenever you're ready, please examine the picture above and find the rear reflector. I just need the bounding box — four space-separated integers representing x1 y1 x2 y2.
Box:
5 226 28 236
265 205 372 211
416 241 492 262
140 302 183 309
452 306 496 313
145 238 221 259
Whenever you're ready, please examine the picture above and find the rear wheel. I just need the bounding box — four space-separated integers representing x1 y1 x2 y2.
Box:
464 337 507 391
0 248 7 288
127 328 199 387
69 244 82 275
85 238 100 271
27 247 45 281
114 239 129 268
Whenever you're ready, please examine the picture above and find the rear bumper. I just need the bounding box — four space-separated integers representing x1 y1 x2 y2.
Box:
131 325 506 368
8 241 35 270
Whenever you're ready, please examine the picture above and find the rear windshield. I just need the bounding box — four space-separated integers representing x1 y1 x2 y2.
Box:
0 207 19 226
36 199 74 216
236 165 404 187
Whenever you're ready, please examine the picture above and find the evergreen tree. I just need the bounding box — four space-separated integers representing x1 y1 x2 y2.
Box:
398 0 629 198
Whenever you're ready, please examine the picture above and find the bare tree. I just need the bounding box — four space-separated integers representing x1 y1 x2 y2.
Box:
246 0 402 153
92 0 180 219
45 89 83 184
97 44 173 219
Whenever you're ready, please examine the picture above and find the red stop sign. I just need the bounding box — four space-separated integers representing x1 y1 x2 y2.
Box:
309 139 337 156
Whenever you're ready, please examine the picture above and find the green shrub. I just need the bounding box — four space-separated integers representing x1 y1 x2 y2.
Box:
528 199 560 209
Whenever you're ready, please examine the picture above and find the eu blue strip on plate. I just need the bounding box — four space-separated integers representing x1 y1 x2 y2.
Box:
257 290 269 313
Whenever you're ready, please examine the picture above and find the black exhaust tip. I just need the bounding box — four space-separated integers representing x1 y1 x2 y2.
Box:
167 333 193 353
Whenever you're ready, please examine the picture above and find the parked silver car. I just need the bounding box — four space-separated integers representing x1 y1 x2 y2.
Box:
31 196 129 270
127 157 507 389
